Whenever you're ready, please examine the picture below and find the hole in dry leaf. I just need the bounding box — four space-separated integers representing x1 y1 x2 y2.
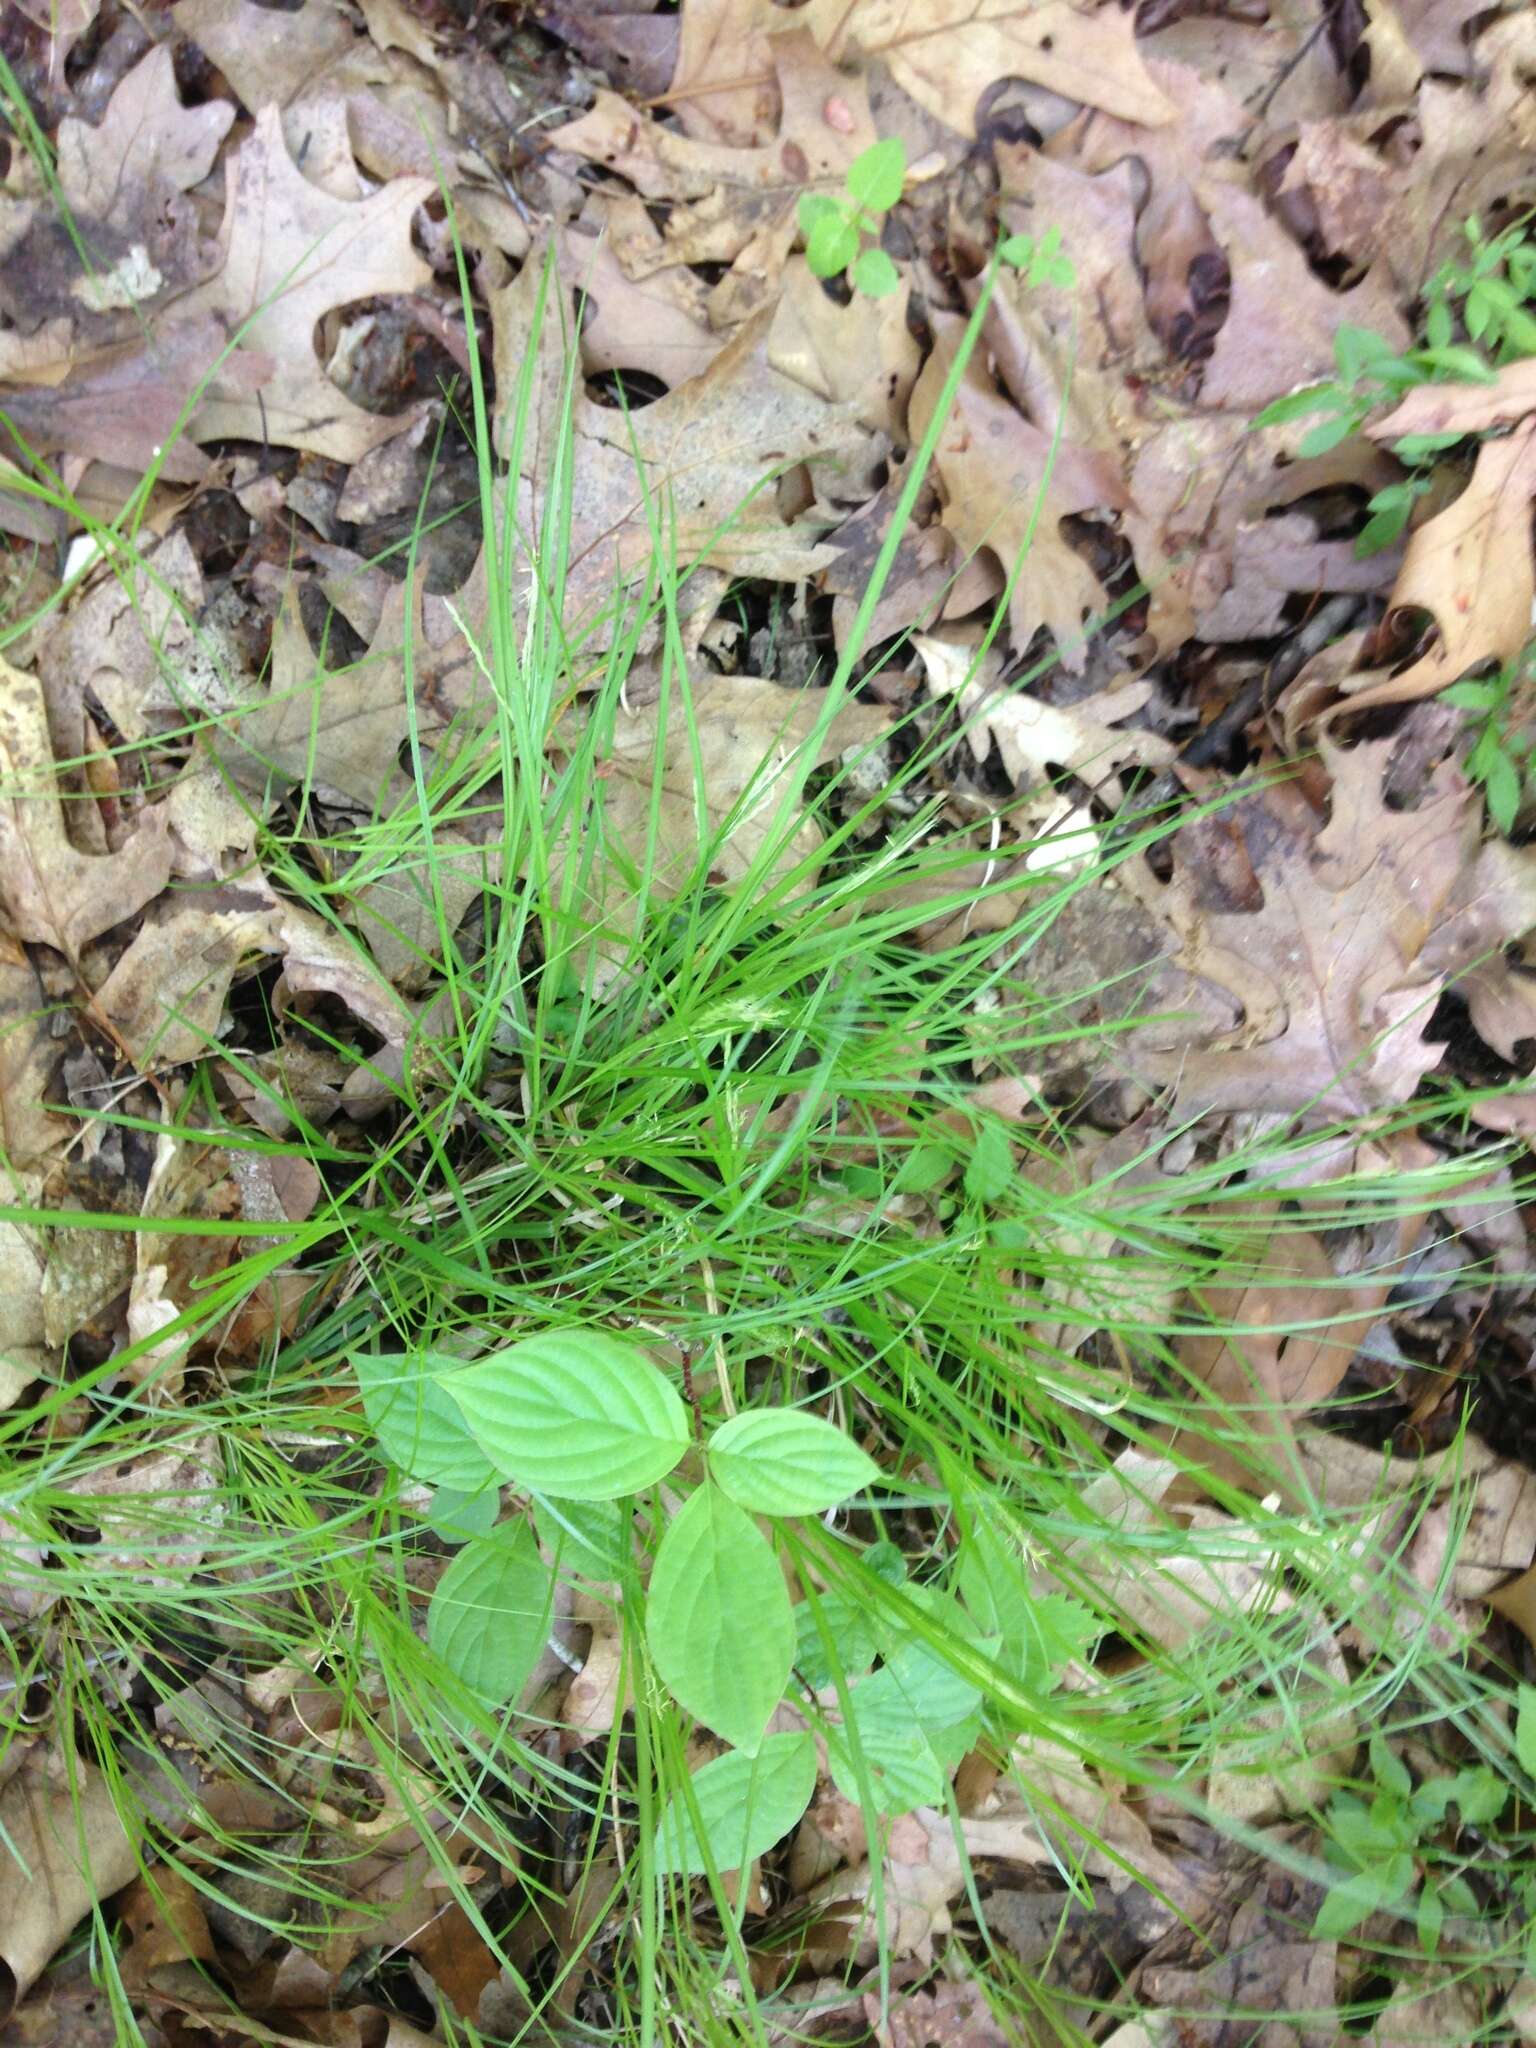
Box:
585 367 668 410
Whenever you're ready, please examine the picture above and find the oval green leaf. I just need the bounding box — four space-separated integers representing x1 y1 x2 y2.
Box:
646 1483 793 1755
707 1411 879 1517
652 1731 817 1877
427 1521 552 1703
354 1349 500 1491
846 136 905 213
442 1330 689 1501
852 246 899 298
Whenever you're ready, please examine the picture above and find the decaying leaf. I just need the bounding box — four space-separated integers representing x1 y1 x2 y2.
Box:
177 107 434 460
1128 739 1480 1116
0 653 172 962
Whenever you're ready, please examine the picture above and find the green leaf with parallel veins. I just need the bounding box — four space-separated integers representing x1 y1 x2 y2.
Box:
708 1410 879 1516
652 1731 817 1875
646 1483 793 1755
427 1521 551 1703
354 1350 499 1491
442 1330 689 1501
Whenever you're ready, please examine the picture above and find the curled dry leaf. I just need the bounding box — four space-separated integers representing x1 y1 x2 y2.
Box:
97 874 414 1069
915 632 1173 795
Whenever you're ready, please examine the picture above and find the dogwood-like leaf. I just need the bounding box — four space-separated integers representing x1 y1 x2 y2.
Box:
652 1731 817 1876
427 1521 551 1704
708 1410 879 1516
355 1349 499 1491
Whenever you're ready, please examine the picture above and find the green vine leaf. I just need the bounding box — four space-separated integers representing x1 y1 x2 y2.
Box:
652 1730 817 1876
427 1521 552 1704
354 1349 499 1491
708 1409 879 1516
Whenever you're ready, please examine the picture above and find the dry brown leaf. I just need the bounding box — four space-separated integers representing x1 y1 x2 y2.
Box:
211 578 487 815
1373 13 1536 297
1196 511 1399 642
915 633 1173 794
0 1765 143 2018
1198 175 1409 410
1129 738 1478 1116
1142 1866 1335 2048
554 31 879 323
177 107 434 461
486 268 881 634
991 138 1164 451
1174 1212 1405 1486
1373 357 1536 441
910 312 1127 666
1342 417 1536 708
173 0 383 112
97 875 414 1069
0 949 69 1168
766 260 921 440
57 46 232 230
563 207 723 390
666 0 1176 148
0 652 172 962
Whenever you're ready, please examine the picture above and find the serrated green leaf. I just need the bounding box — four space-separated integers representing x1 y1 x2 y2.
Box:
806 208 859 277
846 136 905 213
355 1350 500 1491
427 1521 551 1703
708 1410 880 1516
652 1731 817 1876
443 1330 689 1501
964 1121 1013 1204
852 245 899 298
646 1483 793 1754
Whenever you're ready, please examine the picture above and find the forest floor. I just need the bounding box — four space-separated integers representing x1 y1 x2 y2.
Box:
5 0 1536 2044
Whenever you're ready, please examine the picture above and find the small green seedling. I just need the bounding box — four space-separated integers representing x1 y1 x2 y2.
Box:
1252 215 1536 560
1442 645 1536 835
357 1327 1094 1876
1313 1732 1505 1951
998 223 1076 290
798 137 906 298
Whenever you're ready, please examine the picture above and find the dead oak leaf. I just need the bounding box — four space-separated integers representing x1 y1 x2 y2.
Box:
1342 415 1536 709
1131 739 1478 1117
177 106 434 461
665 0 1175 148
910 311 1127 667
552 31 878 323
57 46 232 229
0 653 172 961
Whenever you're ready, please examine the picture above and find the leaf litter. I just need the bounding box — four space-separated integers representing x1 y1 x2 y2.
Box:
6 0 1536 2041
